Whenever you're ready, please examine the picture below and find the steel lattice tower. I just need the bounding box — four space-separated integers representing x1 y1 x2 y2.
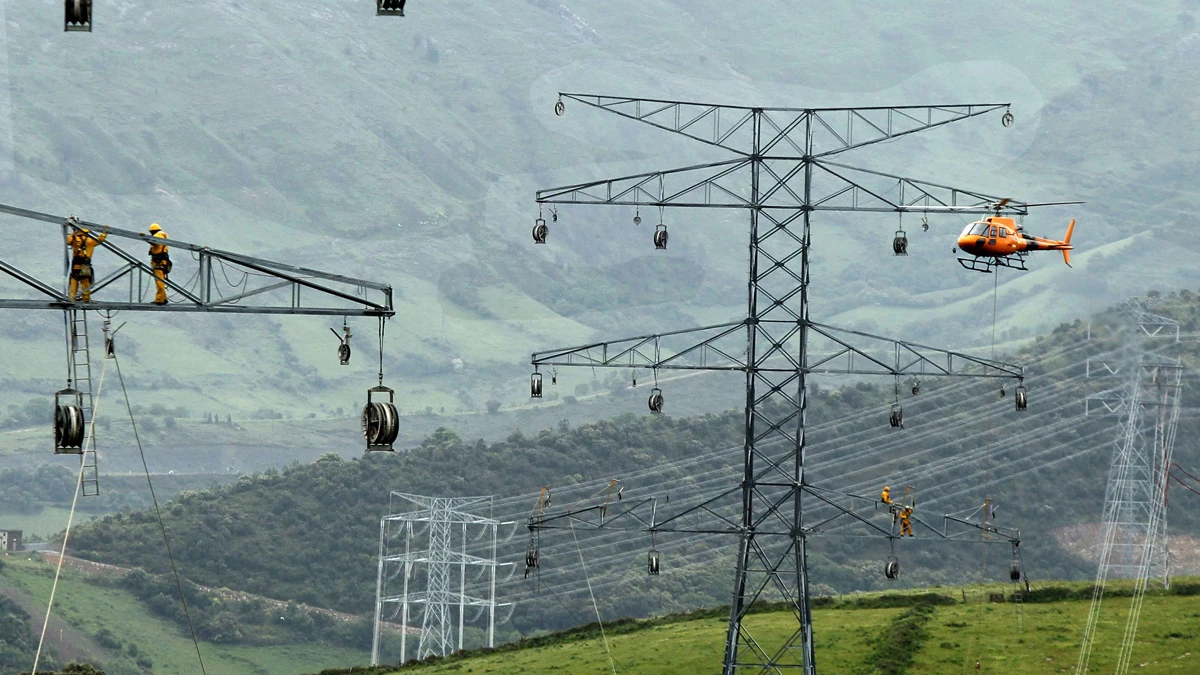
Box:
372 493 511 665
528 94 1031 674
1078 300 1183 675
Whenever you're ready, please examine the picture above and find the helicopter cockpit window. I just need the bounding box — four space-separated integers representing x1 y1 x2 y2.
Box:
961 222 989 237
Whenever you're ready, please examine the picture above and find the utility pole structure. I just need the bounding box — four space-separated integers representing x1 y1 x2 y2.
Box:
0 202 397 494
372 493 512 666
527 94 1030 674
1078 298 1183 675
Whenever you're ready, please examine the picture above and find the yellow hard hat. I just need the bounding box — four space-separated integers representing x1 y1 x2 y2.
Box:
149 223 162 232
80 228 90 234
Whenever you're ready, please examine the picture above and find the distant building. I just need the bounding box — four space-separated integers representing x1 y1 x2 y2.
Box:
0 529 22 551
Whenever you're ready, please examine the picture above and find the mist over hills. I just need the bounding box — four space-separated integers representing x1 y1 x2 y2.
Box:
0 1 1197 440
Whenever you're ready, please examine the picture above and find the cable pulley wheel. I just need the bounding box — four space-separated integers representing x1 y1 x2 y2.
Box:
648 388 664 414
1001 111 1015 128
338 343 351 366
532 219 549 244
55 404 85 450
361 401 399 448
884 559 900 580
554 99 565 117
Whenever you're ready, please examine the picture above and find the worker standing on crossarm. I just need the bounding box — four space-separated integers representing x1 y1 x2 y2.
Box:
899 506 914 537
148 223 171 305
65 221 108 302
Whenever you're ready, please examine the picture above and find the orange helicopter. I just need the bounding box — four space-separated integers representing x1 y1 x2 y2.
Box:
938 198 1083 273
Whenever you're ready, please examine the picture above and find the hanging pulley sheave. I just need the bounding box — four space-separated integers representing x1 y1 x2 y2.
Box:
648 387 664 414
362 385 400 451
53 388 86 454
885 557 900 580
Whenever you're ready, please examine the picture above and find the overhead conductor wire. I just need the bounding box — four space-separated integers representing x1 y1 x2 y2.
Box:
113 350 208 675
571 519 618 675
32 357 109 674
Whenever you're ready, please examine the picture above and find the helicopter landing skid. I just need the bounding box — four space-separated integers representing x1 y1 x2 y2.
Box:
957 255 1029 274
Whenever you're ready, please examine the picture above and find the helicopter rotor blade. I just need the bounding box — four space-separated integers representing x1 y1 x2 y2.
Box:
1019 201 1086 208
895 199 1083 213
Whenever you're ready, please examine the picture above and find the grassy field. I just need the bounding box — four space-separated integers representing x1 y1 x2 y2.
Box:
360 581 1200 675
0 555 367 675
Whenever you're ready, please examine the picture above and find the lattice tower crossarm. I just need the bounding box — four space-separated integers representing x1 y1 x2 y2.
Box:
530 94 1025 674
372 494 512 666
0 201 393 316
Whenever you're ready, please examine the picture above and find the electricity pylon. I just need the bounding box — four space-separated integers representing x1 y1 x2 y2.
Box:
1078 299 1184 675
372 493 512 665
527 94 1029 674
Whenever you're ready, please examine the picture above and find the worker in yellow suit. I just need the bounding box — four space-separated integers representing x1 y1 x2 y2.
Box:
880 486 892 506
899 506 914 537
65 225 108 302
148 223 171 305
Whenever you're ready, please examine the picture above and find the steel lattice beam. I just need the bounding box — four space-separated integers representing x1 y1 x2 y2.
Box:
532 319 1021 378
557 93 1010 158
0 202 393 316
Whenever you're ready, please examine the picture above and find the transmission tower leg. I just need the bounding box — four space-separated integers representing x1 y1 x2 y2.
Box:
722 127 817 673
372 518 386 666
458 523 467 652
400 520 411 664
488 522 498 649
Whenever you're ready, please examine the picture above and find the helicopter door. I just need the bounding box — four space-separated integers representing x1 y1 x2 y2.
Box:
988 226 998 246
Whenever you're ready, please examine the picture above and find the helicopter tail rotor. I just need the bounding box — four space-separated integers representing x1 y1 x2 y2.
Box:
1063 219 1076 267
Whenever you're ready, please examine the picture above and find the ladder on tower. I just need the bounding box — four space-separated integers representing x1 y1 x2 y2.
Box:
67 308 100 496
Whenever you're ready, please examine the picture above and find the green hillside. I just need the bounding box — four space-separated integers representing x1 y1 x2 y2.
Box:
0 555 366 675
313 581 1200 675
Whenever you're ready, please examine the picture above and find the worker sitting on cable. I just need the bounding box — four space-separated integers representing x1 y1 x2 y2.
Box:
65 222 108 303
899 506 914 537
881 485 892 506
147 223 171 305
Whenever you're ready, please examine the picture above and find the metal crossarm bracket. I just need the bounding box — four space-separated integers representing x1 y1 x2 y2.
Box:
808 162 1029 215
533 319 1022 379
556 94 1009 158
0 202 393 316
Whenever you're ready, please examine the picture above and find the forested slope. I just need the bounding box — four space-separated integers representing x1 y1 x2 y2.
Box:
59 293 1200 645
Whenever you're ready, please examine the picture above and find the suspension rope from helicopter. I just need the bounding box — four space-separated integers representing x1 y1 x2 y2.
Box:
112 350 208 675
571 519 618 675
31 357 109 675
970 266 1001 672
